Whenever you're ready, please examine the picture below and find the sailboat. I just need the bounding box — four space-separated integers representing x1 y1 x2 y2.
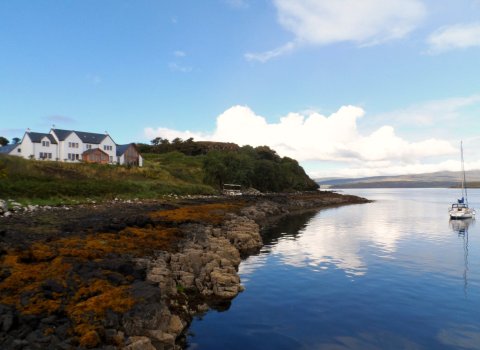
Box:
449 141 476 219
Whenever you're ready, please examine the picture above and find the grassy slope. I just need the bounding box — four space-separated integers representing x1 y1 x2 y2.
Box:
0 152 215 204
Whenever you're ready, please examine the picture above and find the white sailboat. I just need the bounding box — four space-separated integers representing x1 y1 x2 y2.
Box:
449 141 475 219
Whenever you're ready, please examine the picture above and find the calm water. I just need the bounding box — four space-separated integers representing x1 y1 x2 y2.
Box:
187 189 480 350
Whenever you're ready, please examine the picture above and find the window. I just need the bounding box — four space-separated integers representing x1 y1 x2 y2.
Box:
68 142 79 148
75 154 79 160
48 153 52 159
86 144 92 149
42 141 50 147
109 156 113 163
17 148 21 153
104 145 112 151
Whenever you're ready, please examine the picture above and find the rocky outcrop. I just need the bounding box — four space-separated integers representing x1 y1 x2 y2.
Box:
0 192 369 349
123 213 264 348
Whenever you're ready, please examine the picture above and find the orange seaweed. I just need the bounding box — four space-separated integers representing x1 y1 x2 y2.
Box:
0 224 179 340
150 202 243 224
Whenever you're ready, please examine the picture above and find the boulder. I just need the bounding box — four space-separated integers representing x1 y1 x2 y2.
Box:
0 199 7 214
123 336 156 350
223 216 262 256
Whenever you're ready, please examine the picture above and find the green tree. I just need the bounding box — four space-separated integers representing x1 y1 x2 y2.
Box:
203 151 228 188
0 136 9 146
12 137 21 144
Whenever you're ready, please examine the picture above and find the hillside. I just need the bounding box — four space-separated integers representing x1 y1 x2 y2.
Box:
0 144 318 204
0 152 215 204
317 170 480 188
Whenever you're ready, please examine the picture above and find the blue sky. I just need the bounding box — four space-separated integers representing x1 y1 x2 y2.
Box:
1 0 480 177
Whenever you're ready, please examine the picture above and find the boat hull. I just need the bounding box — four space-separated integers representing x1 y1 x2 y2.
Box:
449 209 476 220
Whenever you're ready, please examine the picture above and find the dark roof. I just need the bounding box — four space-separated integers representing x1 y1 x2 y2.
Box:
27 132 57 144
116 144 130 156
50 129 72 141
51 129 109 144
75 131 108 145
116 143 139 156
0 144 18 154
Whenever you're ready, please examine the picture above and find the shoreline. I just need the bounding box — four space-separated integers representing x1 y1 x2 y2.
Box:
0 192 369 349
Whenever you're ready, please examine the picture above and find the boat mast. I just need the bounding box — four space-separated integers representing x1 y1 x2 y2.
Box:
461 141 468 206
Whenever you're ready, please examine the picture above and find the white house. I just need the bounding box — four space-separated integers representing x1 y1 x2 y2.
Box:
0 128 143 166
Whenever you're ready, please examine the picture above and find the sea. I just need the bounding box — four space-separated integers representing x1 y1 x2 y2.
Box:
187 188 480 350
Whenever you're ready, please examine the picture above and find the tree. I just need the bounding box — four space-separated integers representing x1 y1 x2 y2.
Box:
0 136 9 146
150 137 164 146
11 137 21 144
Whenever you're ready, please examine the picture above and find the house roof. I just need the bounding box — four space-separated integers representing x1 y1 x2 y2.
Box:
82 148 109 156
75 131 108 145
0 144 18 154
51 128 109 145
27 132 58 144
50 129 73 141
116 143 140 156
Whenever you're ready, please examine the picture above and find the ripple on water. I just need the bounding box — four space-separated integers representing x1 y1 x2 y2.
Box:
187 189 480 350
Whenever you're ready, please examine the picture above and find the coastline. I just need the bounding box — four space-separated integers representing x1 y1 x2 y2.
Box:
0 191 369 349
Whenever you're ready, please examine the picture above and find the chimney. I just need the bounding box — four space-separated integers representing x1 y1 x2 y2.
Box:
26 128 31 133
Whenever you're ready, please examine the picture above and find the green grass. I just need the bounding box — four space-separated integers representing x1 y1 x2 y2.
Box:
0 152 215 205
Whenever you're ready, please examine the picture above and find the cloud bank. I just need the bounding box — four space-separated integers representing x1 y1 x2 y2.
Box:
246 0 426 62
145 104 456 177
427 22 480 53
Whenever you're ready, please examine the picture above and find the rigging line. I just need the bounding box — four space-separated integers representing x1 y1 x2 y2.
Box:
461 141 468 205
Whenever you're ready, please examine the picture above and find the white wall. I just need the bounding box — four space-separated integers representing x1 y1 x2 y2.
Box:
20 135 34 159
99 135 116 163
60 133 83 162
34 136 58 160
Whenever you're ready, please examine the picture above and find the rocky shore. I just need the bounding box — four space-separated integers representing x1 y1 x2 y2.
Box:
0 191 368 349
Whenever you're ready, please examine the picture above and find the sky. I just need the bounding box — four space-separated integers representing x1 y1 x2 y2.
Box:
1 0 480 178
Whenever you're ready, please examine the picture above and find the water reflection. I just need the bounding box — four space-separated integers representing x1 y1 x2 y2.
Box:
450 219 474 297
188 189 480 350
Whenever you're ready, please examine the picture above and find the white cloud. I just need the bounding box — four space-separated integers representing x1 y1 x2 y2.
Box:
168 62 192 73
245 42 296 63
224 0 249 9
173 50 186 57
145 104 456 177
247 0 426 62
427 22 480 54
373 95 480 126
310 159 480 179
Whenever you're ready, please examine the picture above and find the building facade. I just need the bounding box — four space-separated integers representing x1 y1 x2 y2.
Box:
0 128 143 167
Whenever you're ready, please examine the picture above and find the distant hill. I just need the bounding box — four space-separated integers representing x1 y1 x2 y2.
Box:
317 170 480 188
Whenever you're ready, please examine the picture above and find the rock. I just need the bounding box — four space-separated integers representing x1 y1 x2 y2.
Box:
12 339 29 349
167 315 185 335
79 330 101 348
1 312 14 332
4 211 12 217
145 255 176 295
147 330 175 345
123 336 156 350
0 199 7 214
223 216 262 256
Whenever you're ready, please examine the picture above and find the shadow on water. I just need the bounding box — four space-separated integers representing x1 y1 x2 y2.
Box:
261 211 318 246
450 219 474 297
